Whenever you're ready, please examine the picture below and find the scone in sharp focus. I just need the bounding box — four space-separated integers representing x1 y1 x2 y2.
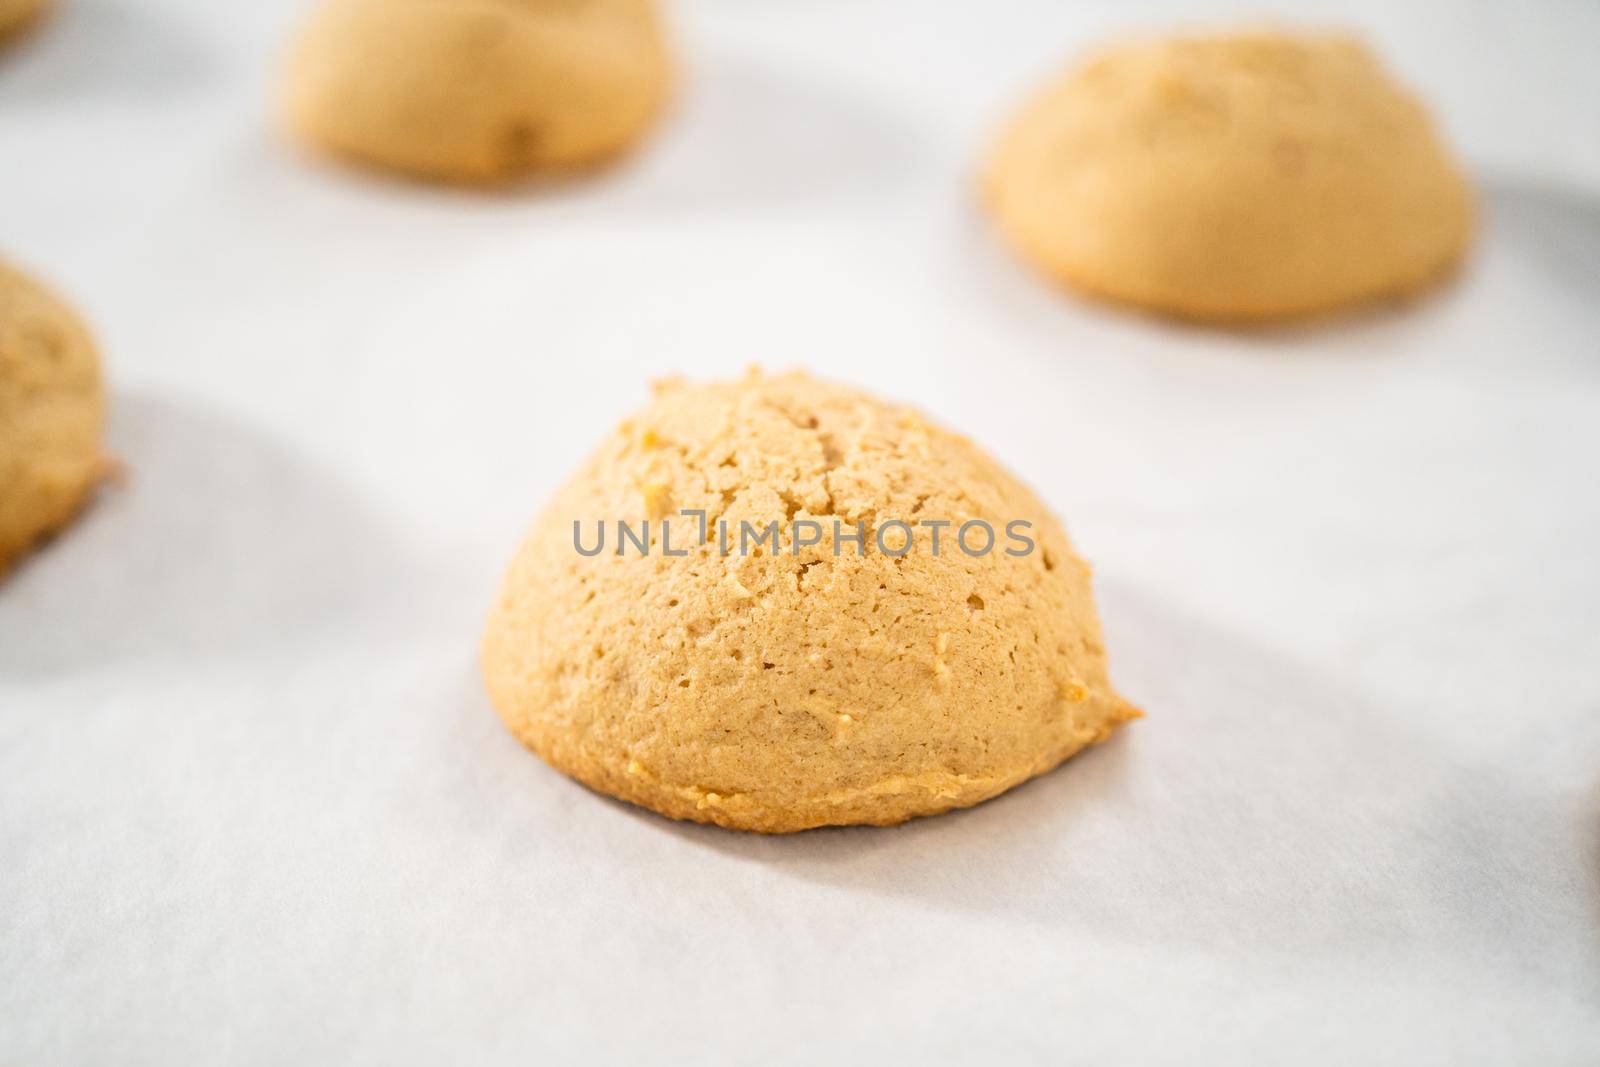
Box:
0 261 105 576
282 0 671 184
984 30 1473 322
483 371 1139 832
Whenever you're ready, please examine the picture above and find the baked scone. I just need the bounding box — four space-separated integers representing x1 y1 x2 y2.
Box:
0 0 51 42
984 30 1474 322
0 261 105 576
483 371 1139 832
282 0 671 184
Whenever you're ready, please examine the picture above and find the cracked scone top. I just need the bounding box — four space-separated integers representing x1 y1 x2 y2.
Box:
0 261 104 576
984 30 1474 322
282 0 671 183
482 371 1139 832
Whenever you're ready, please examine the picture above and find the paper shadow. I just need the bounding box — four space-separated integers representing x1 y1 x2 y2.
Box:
0 393 416 676
0 0 210 104
595 51 927 214
1481 175 1600 294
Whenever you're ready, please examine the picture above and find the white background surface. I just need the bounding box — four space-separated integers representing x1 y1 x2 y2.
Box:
3 0 1598 1063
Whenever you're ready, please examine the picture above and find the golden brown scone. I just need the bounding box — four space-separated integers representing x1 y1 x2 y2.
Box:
984 30 1474 323
0 261 105 576
483 371 1139 833
281 0 671 184
0 0 52 42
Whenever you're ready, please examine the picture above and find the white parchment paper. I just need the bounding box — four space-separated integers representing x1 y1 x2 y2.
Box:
2 0 1598 1063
